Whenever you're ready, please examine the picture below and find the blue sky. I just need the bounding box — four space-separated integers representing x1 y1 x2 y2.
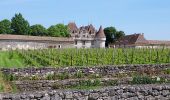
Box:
0 0 170 40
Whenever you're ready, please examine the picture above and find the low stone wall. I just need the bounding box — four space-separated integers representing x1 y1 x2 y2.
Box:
14 78 131 92
2 63 170 78
1 84 170 100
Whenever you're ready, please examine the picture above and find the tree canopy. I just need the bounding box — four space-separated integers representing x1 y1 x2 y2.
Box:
104 27 125 47
48 24 69 37
11 13 30 35
30 24 47 36
0 19 12 34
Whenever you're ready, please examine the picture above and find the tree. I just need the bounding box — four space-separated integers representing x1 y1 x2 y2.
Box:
0 19 12 34
104 27 125 47
47 24 69 37
11 13 30 35
115 31 125 39
104 27 117 47
30 24 47 36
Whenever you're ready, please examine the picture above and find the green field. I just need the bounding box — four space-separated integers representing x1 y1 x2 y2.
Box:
0 51 25 68
0 48 169 68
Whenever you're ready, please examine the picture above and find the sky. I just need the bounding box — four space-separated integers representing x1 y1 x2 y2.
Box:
0 0 170 40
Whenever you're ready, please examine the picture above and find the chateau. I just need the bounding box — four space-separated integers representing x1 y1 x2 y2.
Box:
68 22 106 48
0 23 106 50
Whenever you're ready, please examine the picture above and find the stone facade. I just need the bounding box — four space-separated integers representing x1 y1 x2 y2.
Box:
0 35 74 50
1 84 170 100
0 40 74 50
68 23 106 48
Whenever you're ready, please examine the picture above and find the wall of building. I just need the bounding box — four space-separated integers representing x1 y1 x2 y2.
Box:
95 38 106 48
75 40 93 48
0 40 74 50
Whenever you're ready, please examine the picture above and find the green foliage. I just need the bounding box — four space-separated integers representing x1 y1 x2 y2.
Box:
75 71 84 78
0 84 4 92
11 13 30 35
104 27 125 46
3 74 17 81
116 31 125 39
164 68 170 74
0 19 12 34
11 83 18 93
30 24 47 36
0 48 169 68
46 74 54 80
104 27 117 46
48 24 69 37
30 75 40 80
57 72 70 80
52 83 62 89
106 80 118 86
131 76 157 84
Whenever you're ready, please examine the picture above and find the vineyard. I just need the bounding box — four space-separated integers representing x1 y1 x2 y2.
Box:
0 48 170 68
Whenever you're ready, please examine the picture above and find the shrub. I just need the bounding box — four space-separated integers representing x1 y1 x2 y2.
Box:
58 72 70 80
164 68 170 74
75 71 84 78
30 75 39 80
52 83 62 89
131 76 156 84
0 84 4 92
3 74 17 81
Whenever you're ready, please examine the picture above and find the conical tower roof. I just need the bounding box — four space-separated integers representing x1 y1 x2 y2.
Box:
68 22 78 33
95 26 106 38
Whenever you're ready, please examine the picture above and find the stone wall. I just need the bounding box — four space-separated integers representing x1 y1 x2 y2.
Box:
1 84 170 100
14 78 130 92
0 40 74 50
2 63 170 78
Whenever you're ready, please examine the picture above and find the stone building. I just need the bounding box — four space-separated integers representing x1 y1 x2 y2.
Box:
0 34 74 50
0 23 106 50
109 33 170 48
68 22 106 48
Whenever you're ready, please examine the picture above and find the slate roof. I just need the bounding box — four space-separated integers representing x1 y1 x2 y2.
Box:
68 22 78 33
114 34 144 45
113 33 170 46
95 26 106 38
68 22 106 39
0 34 74 42
148 40 170 46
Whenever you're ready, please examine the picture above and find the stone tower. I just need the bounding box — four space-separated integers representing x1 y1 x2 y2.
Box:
95 26 106 48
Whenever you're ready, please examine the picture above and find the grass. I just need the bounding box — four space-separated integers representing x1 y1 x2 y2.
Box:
69 85 102 90
0 51 25 68
0 71 14 93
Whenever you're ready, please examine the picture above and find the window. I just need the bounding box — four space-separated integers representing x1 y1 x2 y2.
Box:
83 41 85 45
91 41 94 45
58 45 61 48
75 41 77 45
